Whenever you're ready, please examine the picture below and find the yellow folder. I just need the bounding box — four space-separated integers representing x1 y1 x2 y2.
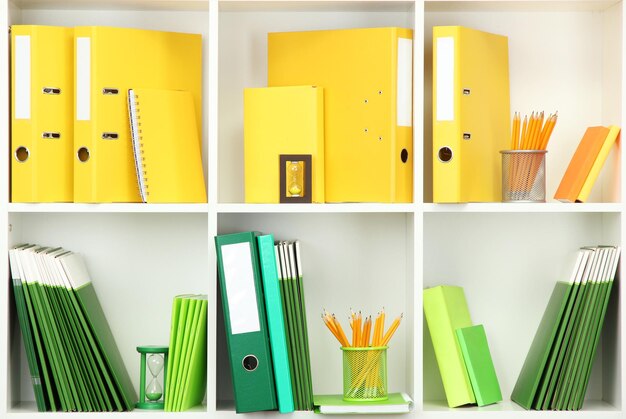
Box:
73 26 202 203
244 86 324 203
432 26 510 203
268 27 413 203
128 88 207 203
11 25 74 202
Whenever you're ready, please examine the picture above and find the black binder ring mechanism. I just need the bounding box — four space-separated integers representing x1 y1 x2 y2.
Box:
438 146 453 163
42 132 61 139
14 146 29 163
77 147 90 163
42 87 61 95
242 355 259 372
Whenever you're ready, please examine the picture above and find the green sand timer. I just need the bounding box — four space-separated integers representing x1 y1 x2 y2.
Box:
136 346 168 409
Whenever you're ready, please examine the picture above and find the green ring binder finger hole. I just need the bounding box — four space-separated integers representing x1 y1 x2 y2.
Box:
341 346 388 402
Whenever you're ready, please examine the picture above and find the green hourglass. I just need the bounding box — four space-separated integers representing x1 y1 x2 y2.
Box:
136 346 168 409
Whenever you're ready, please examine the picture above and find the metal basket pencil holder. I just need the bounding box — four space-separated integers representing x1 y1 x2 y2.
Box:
341 346 388 402
500 150 547 202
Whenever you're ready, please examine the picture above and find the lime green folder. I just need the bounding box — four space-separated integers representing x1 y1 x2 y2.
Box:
179 296 208 411
423 285 475 407
173 297 199 410
456 325 502 406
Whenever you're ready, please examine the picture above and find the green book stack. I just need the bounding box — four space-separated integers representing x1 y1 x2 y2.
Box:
164 294 208 412
512 246 620 410
8 244 136 412
275 240 314 411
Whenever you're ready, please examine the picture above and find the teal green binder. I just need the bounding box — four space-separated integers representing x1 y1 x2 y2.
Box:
258 235 295 413
215 232 277 413
456 325 502 406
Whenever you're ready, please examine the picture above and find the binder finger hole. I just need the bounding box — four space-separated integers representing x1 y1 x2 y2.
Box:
438 147 453 163
242 355 258 372
14 146 29 163
77 147 90 163
401 149 408 163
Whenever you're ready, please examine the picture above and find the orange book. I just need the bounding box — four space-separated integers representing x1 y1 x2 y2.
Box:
554 126 610 203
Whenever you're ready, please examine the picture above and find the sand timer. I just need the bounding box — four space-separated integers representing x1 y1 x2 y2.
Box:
136 346 168 409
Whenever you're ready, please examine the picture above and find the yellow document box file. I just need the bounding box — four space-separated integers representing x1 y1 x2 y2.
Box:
74 26 202 202
433 26 510 203
244 86 324 203
11 25 74 202
268 27 413 203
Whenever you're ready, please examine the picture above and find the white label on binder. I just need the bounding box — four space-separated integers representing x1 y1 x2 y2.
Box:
15 36 31 120
77 37 91 121
222 242 261 335
436 37 454 121
397 38 413 127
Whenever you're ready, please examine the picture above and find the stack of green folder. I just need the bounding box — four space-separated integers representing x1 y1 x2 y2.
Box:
512 246 620 410
164 294 208 412
8 244 136 412
275 241 314 411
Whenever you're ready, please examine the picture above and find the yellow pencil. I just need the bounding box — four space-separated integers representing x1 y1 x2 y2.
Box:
511 112 520 150
333 314 351 347
382 314 403 346
362 316 371 347
520 115 528 150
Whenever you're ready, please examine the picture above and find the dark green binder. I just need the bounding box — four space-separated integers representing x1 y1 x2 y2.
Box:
215 232 277 413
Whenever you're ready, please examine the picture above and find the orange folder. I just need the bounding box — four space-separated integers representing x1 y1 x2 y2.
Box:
554 126 609 203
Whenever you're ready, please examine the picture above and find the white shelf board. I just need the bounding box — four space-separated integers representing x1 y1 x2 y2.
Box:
423 399 621 416
423 203 624 213
217 203 417 213
219 0 415 12
8 203 209 213
425 0 619 13
10 0 209 11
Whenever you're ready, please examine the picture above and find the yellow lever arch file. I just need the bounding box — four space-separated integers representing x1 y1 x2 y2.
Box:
268 27 413 203
244 86 324 203
432 26 510 203
128 88 207 203
11 25 74 202
73 26 202 203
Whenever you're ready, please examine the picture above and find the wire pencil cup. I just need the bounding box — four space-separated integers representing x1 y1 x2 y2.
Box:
341 346 388 401
501 150 547 202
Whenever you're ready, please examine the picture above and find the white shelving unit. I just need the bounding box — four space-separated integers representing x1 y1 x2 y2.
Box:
0 0 623 418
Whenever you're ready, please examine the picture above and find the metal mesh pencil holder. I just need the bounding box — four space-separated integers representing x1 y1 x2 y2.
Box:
500 150 547 202
341 346 388 402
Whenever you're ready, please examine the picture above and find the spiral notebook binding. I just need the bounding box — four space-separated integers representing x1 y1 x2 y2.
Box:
128 89 148 202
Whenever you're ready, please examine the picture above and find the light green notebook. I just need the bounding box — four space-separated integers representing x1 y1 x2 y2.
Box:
456 325 502 406
314 392 413 414
423 285 475 407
